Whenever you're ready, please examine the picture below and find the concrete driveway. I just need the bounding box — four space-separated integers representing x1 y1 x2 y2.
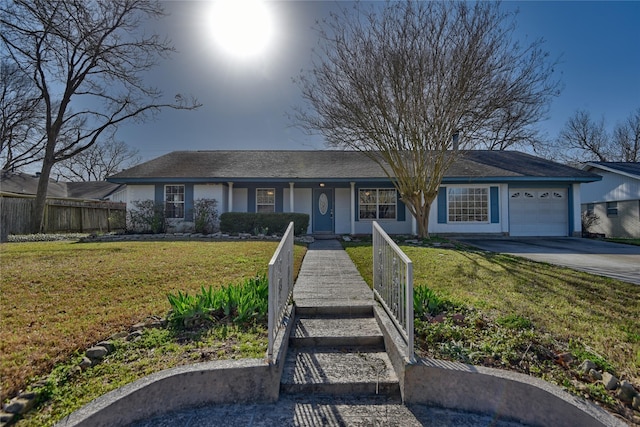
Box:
457 237 640 285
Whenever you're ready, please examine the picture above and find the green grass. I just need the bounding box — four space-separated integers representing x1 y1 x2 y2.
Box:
605 238 640 246
0 240 306 405
344 241 640 416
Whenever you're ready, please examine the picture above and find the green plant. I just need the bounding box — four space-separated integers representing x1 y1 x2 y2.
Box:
496 314 533 330
568 339 615 374
219 212 309 235
167 274 270 328
414 285 446 318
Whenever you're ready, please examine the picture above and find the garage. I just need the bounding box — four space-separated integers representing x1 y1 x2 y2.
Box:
509 188 568 236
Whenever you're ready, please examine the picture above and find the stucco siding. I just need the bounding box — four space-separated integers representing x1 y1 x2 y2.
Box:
291 188 312 234
335 188 351 234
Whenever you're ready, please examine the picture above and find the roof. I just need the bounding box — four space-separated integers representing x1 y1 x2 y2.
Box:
107 150 601 184
0 172 123 200
582 162 640 180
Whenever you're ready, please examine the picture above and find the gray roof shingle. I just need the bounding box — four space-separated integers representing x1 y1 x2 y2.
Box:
108 150 599 182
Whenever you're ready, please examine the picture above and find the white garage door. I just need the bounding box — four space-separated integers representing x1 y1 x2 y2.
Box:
509 189 568 236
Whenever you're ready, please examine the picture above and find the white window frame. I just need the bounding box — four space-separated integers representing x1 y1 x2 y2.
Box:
447 186 489 223
358 188 397 220
256 188 275 213
165 185 185 219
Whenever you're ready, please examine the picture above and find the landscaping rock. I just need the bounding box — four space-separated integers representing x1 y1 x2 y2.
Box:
588 369 602 381
617 380 637 403
96 340 115 353
0 411 16 426
556 352 574 364
127 330 143 341
79 356 93 370
4 397 34 415
602 372 619 390
109 331 128 340
579 359 597 374
633 395 640 411
86 346 108 360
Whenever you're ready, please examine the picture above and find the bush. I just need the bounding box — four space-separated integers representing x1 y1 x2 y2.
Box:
219 212 309 235
193 198 219 234
126 200 166 234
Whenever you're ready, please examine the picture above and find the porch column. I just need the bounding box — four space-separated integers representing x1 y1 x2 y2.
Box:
289 182 295 212
227 182 233 212
412 215 417 236
350 182 356 235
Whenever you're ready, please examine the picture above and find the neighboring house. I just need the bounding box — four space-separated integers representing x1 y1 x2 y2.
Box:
580 162 640 238
0 171 124 201
107 150 600 237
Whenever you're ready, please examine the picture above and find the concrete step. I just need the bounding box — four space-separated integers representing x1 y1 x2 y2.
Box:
294 304 373 317
291 316 384 349
280 347 400 397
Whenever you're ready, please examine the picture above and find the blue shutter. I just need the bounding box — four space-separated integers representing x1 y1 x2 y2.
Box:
437 187 447 224
247 187 256 213
185 184 194 221
490 186 499 224
354 187 359 222
155 184 164 205
396 190 405 221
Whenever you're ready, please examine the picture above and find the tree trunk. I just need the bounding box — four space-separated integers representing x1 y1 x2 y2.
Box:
31 160 54 233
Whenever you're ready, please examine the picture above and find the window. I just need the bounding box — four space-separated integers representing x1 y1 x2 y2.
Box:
586 203 595 216
359 188 396 220
165 185 185 219
448 187 488 222
256 188 275 213
606 201 618 217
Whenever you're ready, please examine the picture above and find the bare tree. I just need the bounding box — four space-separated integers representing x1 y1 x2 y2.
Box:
553 108 639 163
52 139 141 181
0 0 200 232
295 2 560 237
0 61 45 171
555 110 610 163
613 108 640 162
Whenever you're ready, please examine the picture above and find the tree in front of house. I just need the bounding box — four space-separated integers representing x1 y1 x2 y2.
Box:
0 61 44 172
295 2 560 238
0 0 200 233
551 108 640 164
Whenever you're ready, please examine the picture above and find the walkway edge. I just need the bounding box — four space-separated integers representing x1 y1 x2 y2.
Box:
54 305 295 427
374 305 627 427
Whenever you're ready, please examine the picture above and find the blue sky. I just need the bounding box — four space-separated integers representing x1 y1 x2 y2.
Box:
117 1 640 163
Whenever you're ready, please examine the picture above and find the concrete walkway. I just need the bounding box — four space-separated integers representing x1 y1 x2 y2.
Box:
128 240 529 427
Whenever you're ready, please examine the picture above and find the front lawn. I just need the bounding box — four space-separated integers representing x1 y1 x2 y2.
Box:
344 241 640 422
0 240 306 405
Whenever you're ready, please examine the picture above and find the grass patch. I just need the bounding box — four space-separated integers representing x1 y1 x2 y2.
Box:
605 238 640 246
0 240 306 405
344 241 640 418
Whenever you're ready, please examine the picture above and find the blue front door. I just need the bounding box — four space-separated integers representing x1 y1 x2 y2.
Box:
313 188 334 233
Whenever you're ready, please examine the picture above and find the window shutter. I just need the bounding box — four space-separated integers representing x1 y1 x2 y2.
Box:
437 187 447 224
397 191 405 221
490 186 499 224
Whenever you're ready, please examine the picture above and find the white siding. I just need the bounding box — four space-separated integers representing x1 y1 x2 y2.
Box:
294 188 312 234
581 170 640 203
334 188 351 234
194 184 224 203
126 185 155 206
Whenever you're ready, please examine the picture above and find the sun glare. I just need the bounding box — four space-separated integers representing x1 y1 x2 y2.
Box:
210 0 274 59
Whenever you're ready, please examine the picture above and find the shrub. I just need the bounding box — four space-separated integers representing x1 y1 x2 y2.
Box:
193 198 219 234
220 212 309 235
126 200 166 234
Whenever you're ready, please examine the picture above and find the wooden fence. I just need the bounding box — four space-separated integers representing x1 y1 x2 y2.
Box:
0 193 126 236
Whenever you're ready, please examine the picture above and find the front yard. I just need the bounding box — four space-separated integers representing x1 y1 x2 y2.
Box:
1 238 638 425
345 241 640 423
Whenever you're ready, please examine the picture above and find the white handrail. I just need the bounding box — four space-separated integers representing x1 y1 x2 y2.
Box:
372 221 415 363
267 221 295 363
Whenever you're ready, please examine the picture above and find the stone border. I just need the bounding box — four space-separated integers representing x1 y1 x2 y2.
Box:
373 305 627 427
54 306 295 427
